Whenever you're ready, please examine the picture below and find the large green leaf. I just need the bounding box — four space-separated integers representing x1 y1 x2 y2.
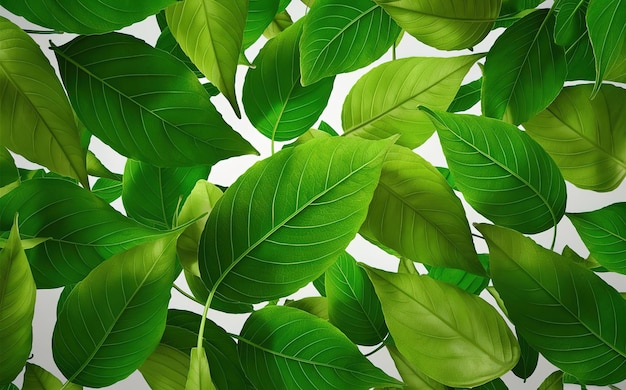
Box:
554 0 587 46
21 363 81 390
122 160 210 230
0 17 87 187
299 0 401 85
360 145 483 275
483 9 567 124
373 0 501 50
53 32 256 167
140 344 189 390
567 203 626 275
342 55 481 148
199 137 390 305
325 252 387 345
166 0 247 116
477 223 626 385
0 0 175 34
243 20 334 142
524 83 626 191
362 266 519 388
238 305 403 389
422 109 567 234
52 234 179 387
387 344 446 390
243 0 280 48
0 216 35 384
185 347 216 390
0 178 164 288
586 0 626 95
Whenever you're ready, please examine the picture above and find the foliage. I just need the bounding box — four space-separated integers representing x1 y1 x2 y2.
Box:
0 0 625 389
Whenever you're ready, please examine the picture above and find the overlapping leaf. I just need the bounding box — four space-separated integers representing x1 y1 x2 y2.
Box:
0 0 175 34
156 27 203 78
524 83 626 191
243 0 280 48
0 17 87 187
342 55 481 148
360 145 483 275
373 0 501 50
199 137 390 305
426 254 490 295
53 32 256 167
422 109 567 234
21 363 81 390
0 178 165 288
363 266 519 388
52 234 179 387
285 296 329 319
238 305 403 389
243 20 334 141
387 344 446 390
477 223 626 385
0 147 18 188
185 348 216 390
140 344 189 390
483 9 567 124
511 331 538 380
447 78 483 113
538 371 564 390
91 178 122 203
299 0 401 85
554 0 587 46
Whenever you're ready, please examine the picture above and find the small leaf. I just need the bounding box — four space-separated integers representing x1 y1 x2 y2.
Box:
185 347 216 390
91 178 122 203
426 254 490 295
511 330 538 380
538 371 564 390
285 296 329 320
363 265 519 388
387 344 446 390
263 10 293 39
21 363 81 390
447 78 483 113
312 273 326 296
422 109 567 234
554 0 587 46
238 305 403 389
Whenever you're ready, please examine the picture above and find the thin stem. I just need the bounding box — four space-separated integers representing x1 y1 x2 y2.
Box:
197 289 216 350
472 233 485 240
173 283 204 305
364 342 386 357
392 41 397 61
24 29 63 34
271 138 275 155
550 223 558 252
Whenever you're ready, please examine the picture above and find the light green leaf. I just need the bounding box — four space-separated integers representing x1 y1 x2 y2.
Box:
483 9 567 124
447 78 483 113
91 178 122 204
567 203 626 275
360 145 484 275
52 234 179 387
425 254 490 295
0 215 35 384
166 0 247 116
586 0 626 95
243 20 334 142
299 0 401 85
523 83 626 192
0 17 87 188
199 137 390 305
185 347 216 390
0 178 166 288
263 10 293 39
325 252 387 345
477 223 626 385
53 32 256 167
0 0 175 34
538 371 564 390
342 55 482 148
238 305 403 389
85 151 121 182
422 109 567 234
21 363 81 390
511 330 538 380
140 344 189 390
554 0 587 46
374 0 501 50
387 344 446 390
122 160 210 230
362 265 519 388
285 296 329 320
243 0 280 48
156 27 203 78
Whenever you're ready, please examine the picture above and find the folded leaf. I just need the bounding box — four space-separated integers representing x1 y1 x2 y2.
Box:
285 296 329 320
185 347 216 390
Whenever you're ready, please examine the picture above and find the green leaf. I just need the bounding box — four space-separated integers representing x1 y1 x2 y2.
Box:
362 265 519 388
0 216 35 384
360 145 484 275
425 254 490 295
243 20 334 141
53 32 256 167
387 344 446 390
483 9 567 124
285 296 329 320
435 167 458 190
568 203 626 274
0 147 18 188
0 17 87 188
238 305 403 389
185 347 216 390
422 109 567 234
52 234 179 387
263 10 293 39
586 0 626 95
91 178 122 204
243 0 280 48
299 0 401 85
500 0 544 16
325 252 387 345
0 383 16 390
0 0 175 34
373 0 501 50
511 330 538 380
140 344 189 390
199 137 390 305
156 27 203 78
342 55 482 148
477 223 626 386
122 160 210 230
166 0 247 117
456 378 508 390
313 273 327 296
554 0 587 46
21 363 81 390
565 31 626 83
0 178 166 288
447 78 483 113
523 83 626 192
538 371 564 390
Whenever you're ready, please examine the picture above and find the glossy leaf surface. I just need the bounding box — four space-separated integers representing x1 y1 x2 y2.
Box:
91 178 122 204
0 17 87 187
238 305 402 390
243 0 280 48
554 0 587 46
53 33 255 167
199 137 389 305
423 109 567 234
387 344 446 390
21 363 81 390
52 234 179 387
342 55 481 148
478 223 626 385
363 266 519 388
523 83 626 191
140 344 189 390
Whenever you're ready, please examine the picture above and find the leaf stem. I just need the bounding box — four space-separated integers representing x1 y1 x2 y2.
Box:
172 283 204 305
472 233 485 240
24 28 63 34
364 342 386 357
550 223 558 252
197 289 216 350
392 41 397 61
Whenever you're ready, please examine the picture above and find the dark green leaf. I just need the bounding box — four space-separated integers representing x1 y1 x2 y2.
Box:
243 0 280 48
0 383 17 390
565 31 626 83
0 147 18 188
156 27 203 78
456 378 508 389
318 121 339 136
426 254 490 295
554 0 587 46
56 283 75 318
313 273 327 296
21 363 81 390
511 330 538 380
91 178 122 203
447 78 483 113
